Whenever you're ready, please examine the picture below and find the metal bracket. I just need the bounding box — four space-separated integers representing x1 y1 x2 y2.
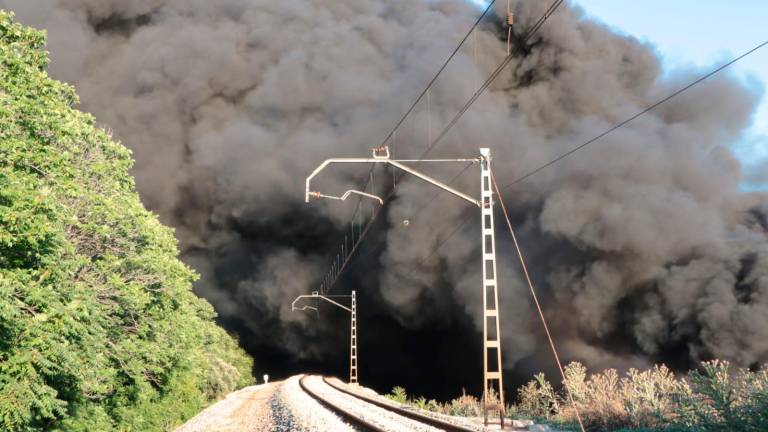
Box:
308 189 384 205
305 146 482 207
292 292 352 313
291 291 358 384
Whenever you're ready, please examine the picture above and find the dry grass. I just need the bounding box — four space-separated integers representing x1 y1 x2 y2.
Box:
385 386 487 417
522 360 768 431
387 360 768 431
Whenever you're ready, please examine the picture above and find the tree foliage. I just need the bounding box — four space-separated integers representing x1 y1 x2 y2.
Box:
0 11 253 431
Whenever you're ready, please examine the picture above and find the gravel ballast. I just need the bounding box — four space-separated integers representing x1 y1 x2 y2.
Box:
176 375 549 431
281 375 356 432
302 375 446 432
175 383 275 432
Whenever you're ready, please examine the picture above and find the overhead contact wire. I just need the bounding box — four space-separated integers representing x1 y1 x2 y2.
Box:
418 37 768 267
326 0 566 292
323 1 501 292
420 0 564 160
346 0 500 218
338 0 567 283
501 39 768 189
334 162 476 279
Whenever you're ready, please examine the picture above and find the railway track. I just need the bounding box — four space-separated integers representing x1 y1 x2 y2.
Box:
298 375 478 432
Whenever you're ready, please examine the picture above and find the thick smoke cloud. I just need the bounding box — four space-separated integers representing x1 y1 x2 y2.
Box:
4 0 767 389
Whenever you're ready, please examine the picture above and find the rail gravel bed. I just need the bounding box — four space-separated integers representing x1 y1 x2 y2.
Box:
322 377 482 432
175 377 356 432
302 374 457 432
177 375 543 431
175 383 276 432
282 375 356 432
325 377 544 431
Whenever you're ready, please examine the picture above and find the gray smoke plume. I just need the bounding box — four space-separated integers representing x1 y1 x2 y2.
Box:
4 0 767 378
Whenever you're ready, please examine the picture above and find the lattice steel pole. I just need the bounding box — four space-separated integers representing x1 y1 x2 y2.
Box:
291 292 357 384
350 290 358 384
305 146 506 418
480 148 504 427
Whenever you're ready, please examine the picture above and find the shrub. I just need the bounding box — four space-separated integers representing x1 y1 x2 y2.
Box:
444 392 482 417
413 396 429 410
383 360 768 431
517 361 768 432
519 373 559 419
388 386 408 404
620 365 676 426
386 386 483 417
675 360 768 431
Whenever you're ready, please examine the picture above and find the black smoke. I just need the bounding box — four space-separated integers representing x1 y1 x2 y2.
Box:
3 0 767 401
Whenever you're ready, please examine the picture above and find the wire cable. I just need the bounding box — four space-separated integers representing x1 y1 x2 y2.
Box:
501 39 768 190
378 0 499 150
320 17 763 429
332 0 567 281
427 37 768 246
320 0 502 293
343 0 501 238
333 162 477 280
420 0 565 159
388 37 768 283
324 0 566 293
327 161 468 291
342 41 768 427
491 169 585 432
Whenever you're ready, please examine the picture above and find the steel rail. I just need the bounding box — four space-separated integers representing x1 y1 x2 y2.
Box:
321 377 477 432
298 375 382 432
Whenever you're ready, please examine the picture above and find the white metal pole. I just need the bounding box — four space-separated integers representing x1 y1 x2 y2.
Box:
304 146 505 409
480 148 505 426
350 290 358 384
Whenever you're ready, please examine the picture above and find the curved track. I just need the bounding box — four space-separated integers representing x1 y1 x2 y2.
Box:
298 375 381 431
298 375 477 432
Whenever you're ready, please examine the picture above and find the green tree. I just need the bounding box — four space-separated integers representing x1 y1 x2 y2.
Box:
0 11 253 431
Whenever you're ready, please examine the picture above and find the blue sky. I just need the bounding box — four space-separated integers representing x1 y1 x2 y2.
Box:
573 1 768 173
468 0 768 188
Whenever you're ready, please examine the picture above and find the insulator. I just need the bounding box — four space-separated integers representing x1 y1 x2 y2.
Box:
507 12 514 26
372 145 390 159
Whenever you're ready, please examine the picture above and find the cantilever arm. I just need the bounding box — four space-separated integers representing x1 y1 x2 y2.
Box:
292 293 352 313
387 159 480 207
305 154 481 207
305 157 382 203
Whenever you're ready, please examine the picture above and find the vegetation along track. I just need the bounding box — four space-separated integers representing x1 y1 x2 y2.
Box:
298 375 476 432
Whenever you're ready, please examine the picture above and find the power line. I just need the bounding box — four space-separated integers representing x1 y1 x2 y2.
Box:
322 0 566 293
332 37 768 409
387 0 567 217
331 162 477 280
350 0 504 204
309 3 764 417
347 0 501 218
384 0 567 223
501 39 768 190
378 1 500 150
385 37 768 297
320 0 502 293
420 0 565 159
